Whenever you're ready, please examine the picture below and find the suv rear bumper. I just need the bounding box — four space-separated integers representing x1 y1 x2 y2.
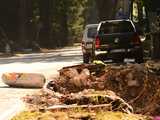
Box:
95 46 143 58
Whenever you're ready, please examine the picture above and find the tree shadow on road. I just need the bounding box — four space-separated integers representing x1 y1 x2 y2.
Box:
0 54 83 64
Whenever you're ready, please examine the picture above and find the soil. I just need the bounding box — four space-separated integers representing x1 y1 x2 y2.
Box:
14 61 160 119
11 111 152 120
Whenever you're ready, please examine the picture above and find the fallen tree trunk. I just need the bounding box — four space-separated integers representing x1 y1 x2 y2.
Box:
2 73 46 88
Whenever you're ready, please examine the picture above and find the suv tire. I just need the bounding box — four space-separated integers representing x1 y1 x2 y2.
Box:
112 54 124 63
135 47 144 63
83 53 90 63
113 57 124 63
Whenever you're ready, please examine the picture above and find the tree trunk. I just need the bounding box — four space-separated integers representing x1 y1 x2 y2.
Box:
151 11 160 60
39 0 52 48
96 0 115 20
0 0 19 48
85 0 99 24
26 0 34 47
152 32 160 59
18 0 28 48
60 1 68 46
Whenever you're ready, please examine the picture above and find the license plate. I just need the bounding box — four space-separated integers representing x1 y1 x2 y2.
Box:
86 44 92 48
110 49 125 53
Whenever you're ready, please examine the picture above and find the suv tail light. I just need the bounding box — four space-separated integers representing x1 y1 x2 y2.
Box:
95 36 100 49
132 33 141 45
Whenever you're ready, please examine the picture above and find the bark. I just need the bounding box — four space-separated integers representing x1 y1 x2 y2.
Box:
151 14 160 59
0 0 19 44
152 33 160 59
96 0 115 20
18 0 27 47
39 0 52 48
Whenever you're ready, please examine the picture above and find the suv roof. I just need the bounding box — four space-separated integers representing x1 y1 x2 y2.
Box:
100 19 131 23
97 19 136 33
86 24 99 28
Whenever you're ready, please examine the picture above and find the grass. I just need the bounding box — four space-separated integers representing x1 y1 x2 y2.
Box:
11 110 152 120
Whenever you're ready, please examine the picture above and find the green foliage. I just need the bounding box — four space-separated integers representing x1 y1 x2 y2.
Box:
67 0 89 43
38 0 90 46
0 0 95 48
1 0 153 49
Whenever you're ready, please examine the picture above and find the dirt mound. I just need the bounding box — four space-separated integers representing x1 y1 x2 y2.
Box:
23 89 133 114
23 61 160 116
12 111 152 120
44 62 160 115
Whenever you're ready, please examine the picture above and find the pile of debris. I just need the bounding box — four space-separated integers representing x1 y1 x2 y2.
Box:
12 110 152 120
54 62 160 115
45 63 145 103
23 89 133 113
23 61 160 116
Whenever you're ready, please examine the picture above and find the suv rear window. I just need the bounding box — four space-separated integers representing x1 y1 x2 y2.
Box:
99 21 134 34
87 27 97 38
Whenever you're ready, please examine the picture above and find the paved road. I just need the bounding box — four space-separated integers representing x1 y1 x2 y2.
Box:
0 46 82 120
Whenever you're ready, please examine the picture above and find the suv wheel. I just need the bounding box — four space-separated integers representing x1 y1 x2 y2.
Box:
112 54 124 63
135 48 144 63
83 53 90 63
113 57 124 63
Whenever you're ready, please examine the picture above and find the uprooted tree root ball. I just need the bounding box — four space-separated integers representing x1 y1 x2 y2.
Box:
42 62 160 115
21 61 160 119
23 89 133 113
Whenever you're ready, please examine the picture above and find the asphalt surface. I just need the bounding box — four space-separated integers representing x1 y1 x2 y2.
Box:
0 46 82 120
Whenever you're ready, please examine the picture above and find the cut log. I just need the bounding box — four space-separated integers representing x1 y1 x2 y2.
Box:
2 73 46 88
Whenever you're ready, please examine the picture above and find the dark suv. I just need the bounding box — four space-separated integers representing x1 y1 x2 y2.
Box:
94 19 144 63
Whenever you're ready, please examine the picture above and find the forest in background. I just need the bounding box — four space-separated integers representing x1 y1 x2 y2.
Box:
0 0 157 50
